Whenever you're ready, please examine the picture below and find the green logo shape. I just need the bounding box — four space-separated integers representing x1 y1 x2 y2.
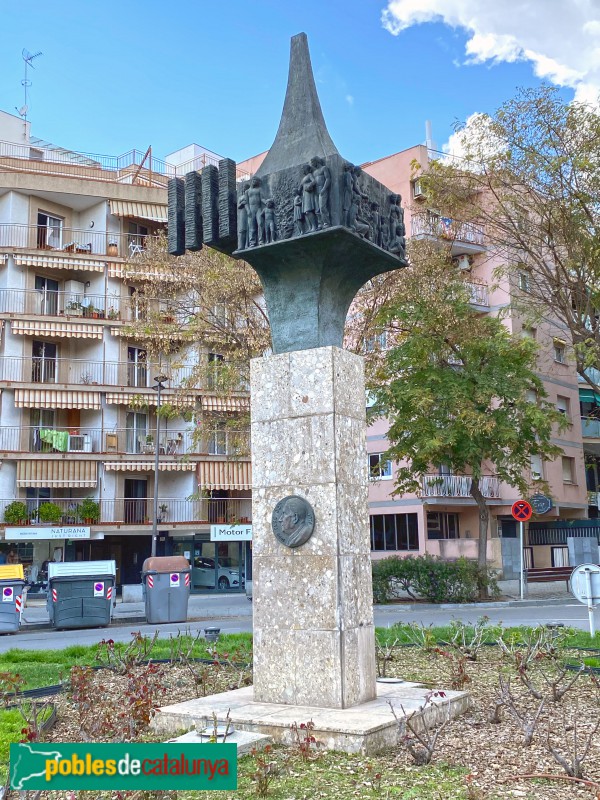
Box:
10 743 237 790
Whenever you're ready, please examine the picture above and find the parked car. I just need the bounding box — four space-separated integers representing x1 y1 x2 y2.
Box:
193 556 241 590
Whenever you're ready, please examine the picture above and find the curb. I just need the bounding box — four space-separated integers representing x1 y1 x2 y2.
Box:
374 597 573 612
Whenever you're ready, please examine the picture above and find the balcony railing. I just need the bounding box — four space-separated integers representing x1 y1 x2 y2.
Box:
466 280 489 307
421 474 500 499
0 356 199 388
411 214 485 247
0 289 122 319
0 223 158 258
0 497 252 526
588 491 599 508
0 426 250 456
0 139 246 186
582 417 600 438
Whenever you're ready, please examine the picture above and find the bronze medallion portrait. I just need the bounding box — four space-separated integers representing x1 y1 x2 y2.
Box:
271 495 315 548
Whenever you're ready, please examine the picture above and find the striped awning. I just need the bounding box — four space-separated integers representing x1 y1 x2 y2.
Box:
17 460 97 487
202 395 249 413
198 459 252 490
104 461 195 472
109 200 168 222
11 320 103 339
108 263 179 281
13 254 105 272
15 389 102 409
105 392 198 408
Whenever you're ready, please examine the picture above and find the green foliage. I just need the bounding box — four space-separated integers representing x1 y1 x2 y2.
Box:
3 501 28 525
416 86 600 391
372 554 498 604
77 497 100 522
37 502 63 524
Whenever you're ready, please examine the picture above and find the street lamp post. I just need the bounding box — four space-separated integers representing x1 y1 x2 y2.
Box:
151 374 169 558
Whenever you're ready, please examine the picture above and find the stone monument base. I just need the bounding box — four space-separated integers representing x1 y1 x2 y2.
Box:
152 681 469 755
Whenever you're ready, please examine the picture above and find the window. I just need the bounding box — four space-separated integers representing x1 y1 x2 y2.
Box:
35 276 59 315
426 512 459 540
126 412 148 454
127 347 147 387
530 454 543 480
31 340 57 383
521 326 536 340
128 287 146 321
412 178 424 199
127 221 149 254
518 271 530 292
37 212 63 249
562 456 576 484
368 453 392 479
370 513 419 551
207 352 225 390
556 395 570 418
553 340 566 363
526 388 538 403
208 423 227 455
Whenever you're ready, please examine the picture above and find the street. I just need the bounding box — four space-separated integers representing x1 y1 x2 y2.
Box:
0 597 594 652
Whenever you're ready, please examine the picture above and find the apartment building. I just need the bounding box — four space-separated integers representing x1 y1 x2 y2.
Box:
0 111 251 593
362 145 593 572
237 141 595 572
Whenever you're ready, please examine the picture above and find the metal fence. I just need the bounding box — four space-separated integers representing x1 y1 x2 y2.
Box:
0 223 157 258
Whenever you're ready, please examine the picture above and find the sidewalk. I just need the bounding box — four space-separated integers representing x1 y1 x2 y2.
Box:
22 592 254 628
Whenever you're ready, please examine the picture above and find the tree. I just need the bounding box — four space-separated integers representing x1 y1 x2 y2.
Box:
370 242 566 574
416 86 600 392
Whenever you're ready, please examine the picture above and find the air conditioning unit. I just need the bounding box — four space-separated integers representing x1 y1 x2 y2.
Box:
68 434 92 453
453 254 473 271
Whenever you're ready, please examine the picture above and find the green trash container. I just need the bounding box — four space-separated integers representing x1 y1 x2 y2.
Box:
142 556 191 624
47 561 116 629
0 565 25 633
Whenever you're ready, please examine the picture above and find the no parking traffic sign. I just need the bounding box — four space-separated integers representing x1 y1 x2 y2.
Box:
511 500 533 522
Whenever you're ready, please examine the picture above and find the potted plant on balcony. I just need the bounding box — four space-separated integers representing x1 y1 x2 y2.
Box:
107 241 118 257
66 300 83 317
38 502 63 526
77 497 100 524
4 501 29 526
158 503 168 522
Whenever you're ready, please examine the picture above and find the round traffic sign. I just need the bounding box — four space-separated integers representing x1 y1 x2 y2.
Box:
530 493 553 514
570 564 600 603
511 500 533 521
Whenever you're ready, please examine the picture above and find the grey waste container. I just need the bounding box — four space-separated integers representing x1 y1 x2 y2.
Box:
47 561 116 630
0 565 26 633
142 556 191 624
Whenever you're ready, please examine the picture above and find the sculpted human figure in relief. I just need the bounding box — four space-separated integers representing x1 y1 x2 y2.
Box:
246 177 265 247
310 155 331 229
299 164 318 233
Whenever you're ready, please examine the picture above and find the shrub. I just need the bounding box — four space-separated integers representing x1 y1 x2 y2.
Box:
77 497 100 522
3 501 29 525
372 554 498 604
37 502 63 525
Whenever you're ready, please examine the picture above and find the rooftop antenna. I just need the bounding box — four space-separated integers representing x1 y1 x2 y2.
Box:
16 49 43 122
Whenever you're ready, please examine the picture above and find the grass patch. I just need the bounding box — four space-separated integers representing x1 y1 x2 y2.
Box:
0 633 253 691
0 704 53 784
182 751 474 799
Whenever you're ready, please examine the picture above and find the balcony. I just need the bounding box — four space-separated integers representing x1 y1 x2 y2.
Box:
421 474 500 499
411 214 486 255
0 497 252 527
0 289 123 320
0 139 245 186
582 417 600 438
466 280 489 308
0 223 158 259
588 491 599 508
0 426 250 456
0 356 199 388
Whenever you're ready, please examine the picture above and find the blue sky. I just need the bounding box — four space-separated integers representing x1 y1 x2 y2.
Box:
0 1 591 166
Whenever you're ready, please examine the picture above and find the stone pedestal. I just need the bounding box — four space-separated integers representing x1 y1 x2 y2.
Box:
250 346 376 708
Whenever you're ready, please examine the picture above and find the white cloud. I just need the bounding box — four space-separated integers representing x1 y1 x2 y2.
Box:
381 0 600 103
346 94 355 106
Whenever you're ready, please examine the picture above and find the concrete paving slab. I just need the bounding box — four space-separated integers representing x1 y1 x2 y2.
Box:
152 681 469 755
